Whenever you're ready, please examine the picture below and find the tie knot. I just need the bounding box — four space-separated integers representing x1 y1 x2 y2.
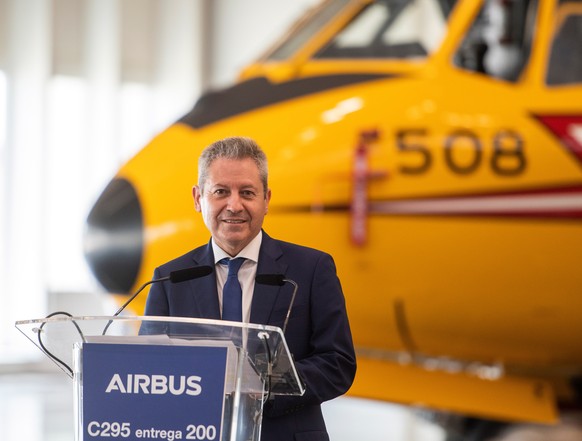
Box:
221 257 245 276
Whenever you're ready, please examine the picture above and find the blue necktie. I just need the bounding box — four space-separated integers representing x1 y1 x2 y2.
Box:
221 257 245 321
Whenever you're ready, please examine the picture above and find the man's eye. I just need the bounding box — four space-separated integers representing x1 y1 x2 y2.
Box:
214 189 228 196
241 191 256 198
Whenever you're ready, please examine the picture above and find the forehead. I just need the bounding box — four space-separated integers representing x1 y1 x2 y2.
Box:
206 157 261 185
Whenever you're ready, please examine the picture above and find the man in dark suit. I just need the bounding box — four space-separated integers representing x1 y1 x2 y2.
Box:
144 136 356 441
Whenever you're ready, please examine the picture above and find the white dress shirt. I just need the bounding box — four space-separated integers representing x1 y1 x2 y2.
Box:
212 231 262 323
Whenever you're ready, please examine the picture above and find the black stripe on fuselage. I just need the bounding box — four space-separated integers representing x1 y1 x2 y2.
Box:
178 74 392 129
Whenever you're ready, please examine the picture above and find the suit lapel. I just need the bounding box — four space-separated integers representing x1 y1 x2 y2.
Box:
186 233 287 323
188 239 221 319
250 233 288 325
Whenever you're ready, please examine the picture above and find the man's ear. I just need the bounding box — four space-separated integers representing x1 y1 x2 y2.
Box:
193 185 202 212
265 188 272 214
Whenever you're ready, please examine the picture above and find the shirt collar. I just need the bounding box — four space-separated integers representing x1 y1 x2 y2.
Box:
212 231 262 264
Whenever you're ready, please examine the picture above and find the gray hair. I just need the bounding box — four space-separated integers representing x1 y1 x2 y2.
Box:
198 136 268 194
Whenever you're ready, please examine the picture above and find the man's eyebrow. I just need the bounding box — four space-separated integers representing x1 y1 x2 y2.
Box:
236 182 260 189
207 183 259 192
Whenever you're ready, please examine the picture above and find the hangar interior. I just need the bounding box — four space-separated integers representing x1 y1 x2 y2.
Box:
0 1 445 440
1 1 581 440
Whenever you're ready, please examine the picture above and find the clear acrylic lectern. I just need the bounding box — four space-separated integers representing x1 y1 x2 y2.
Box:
15 315 304 441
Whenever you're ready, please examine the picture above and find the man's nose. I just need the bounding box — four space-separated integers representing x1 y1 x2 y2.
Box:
226 193 244 212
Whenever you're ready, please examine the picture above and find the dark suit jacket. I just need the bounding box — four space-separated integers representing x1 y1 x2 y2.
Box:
144 231 356 441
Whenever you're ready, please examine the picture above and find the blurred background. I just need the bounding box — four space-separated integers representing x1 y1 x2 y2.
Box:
0 0 445 440
2 1 582 440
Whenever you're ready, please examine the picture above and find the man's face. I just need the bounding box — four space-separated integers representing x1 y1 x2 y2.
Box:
193 157 271 256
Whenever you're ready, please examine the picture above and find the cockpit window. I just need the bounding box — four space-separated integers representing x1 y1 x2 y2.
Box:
453 0 538 82
267 0 352 61
314 0 456 59
546 2 582 86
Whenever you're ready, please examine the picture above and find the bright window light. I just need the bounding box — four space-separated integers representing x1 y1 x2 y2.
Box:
0 71 7 356
120 82 155 161
0 71 6 149
45 75 94 293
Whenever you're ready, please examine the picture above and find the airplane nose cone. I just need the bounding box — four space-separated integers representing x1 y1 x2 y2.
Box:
84 178 143 293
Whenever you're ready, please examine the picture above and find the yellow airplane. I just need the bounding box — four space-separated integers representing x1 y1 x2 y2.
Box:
83 0 582 436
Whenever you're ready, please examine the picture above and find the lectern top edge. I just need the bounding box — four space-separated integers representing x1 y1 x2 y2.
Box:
15 315 283 334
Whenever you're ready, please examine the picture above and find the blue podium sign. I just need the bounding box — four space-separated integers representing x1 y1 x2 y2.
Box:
82 343 228 441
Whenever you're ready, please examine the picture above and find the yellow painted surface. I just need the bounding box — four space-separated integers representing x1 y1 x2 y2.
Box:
351 357 558 424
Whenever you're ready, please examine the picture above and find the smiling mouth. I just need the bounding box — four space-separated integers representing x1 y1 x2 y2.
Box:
222 219 246 224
